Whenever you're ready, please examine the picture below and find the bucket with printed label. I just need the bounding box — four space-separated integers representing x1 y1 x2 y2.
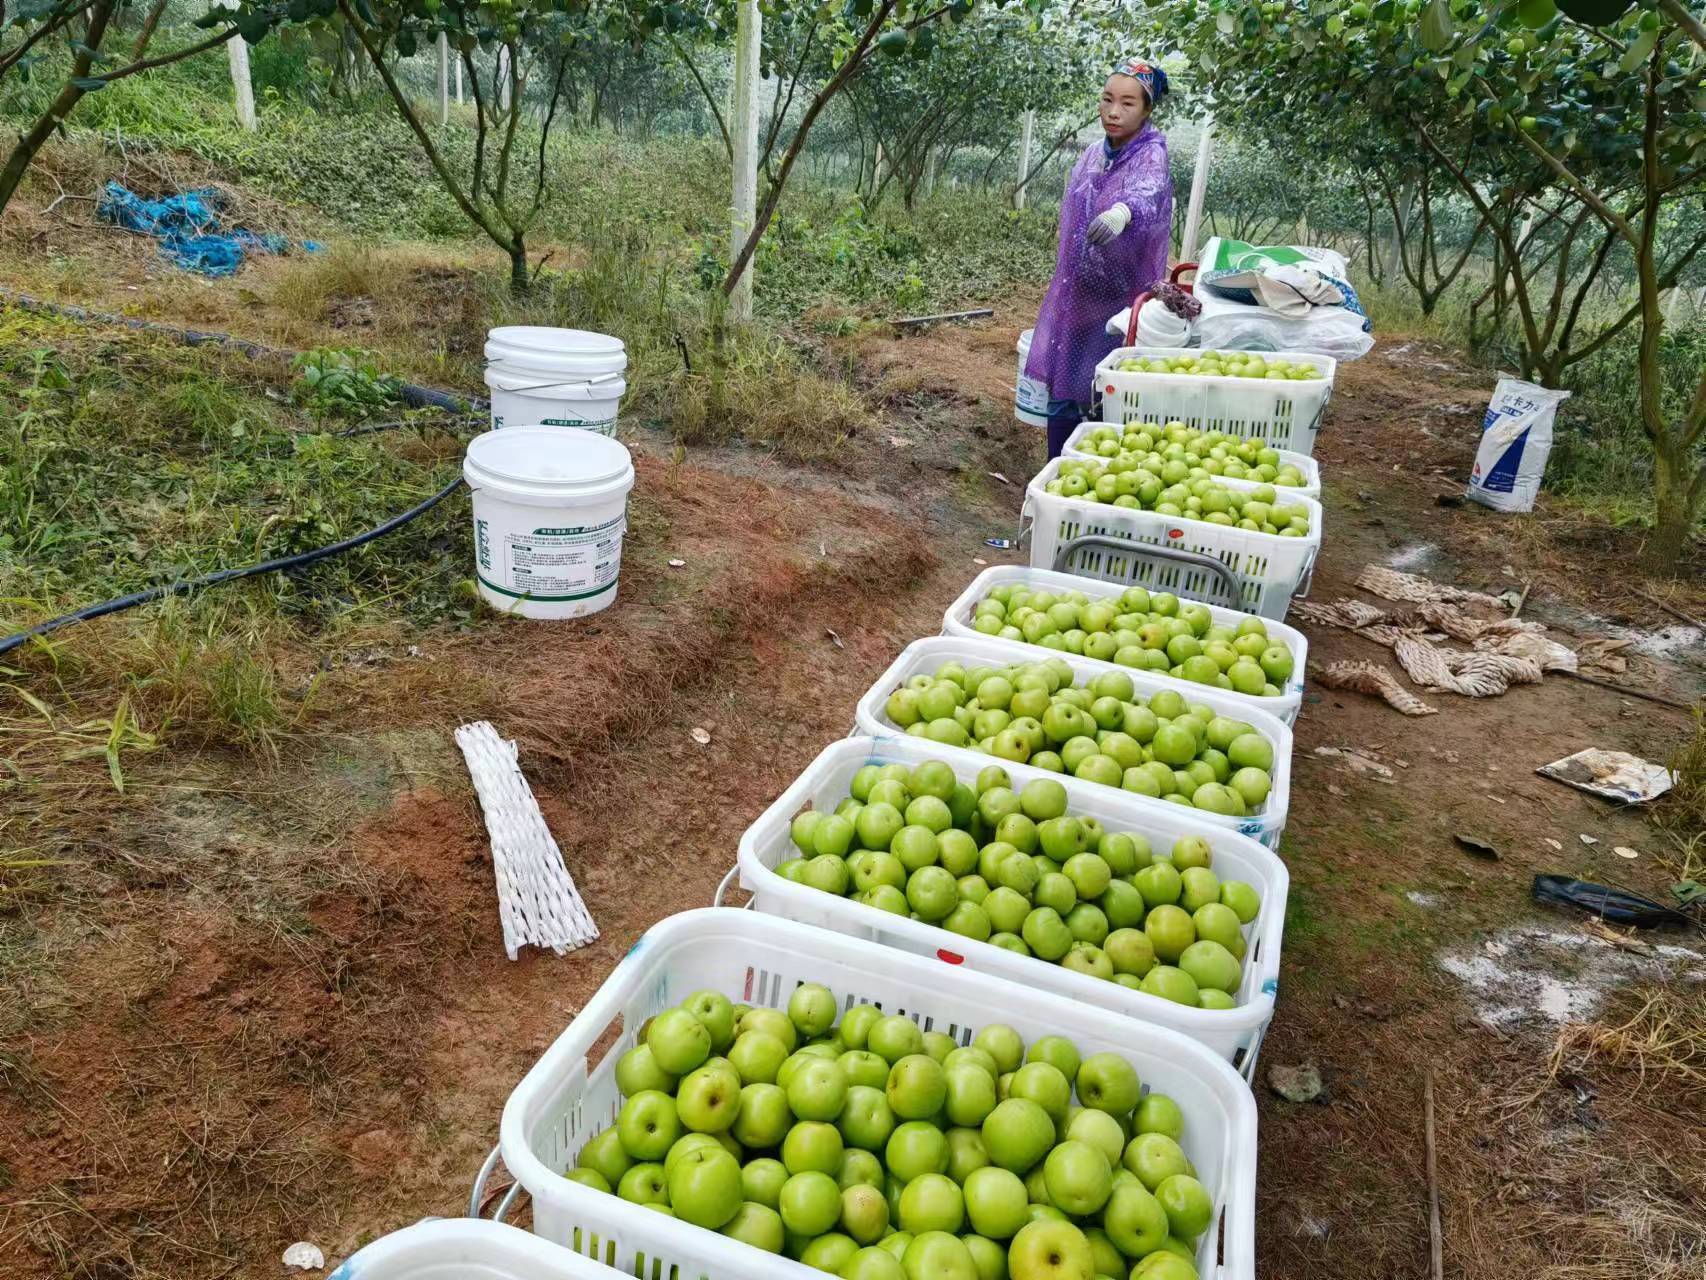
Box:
1016 328 1049 428
484 326 627 435
463 426 635 620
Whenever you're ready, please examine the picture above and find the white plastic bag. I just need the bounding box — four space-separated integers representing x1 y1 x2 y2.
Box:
1192 237 1375 360
1135 299 1190 347
1193 283 1375 360
1466 376 1572 513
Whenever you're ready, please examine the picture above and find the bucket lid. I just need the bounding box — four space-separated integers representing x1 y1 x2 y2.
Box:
464 426 634 501
487 325 625 354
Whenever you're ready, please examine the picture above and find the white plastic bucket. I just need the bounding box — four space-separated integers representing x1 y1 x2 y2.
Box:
484 326 627 435
463 427 635 620
1016 328 1049 427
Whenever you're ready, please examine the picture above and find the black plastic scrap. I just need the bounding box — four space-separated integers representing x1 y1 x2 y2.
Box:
1532 874 1695 928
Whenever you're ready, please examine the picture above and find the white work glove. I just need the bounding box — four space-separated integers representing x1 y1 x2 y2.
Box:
1086 202 1132 246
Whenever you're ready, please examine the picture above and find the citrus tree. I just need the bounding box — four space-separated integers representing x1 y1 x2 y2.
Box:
670 0 1038 298
1156 0 1706 571
329 0 612 294
0 0 301 214
841 7 1113 209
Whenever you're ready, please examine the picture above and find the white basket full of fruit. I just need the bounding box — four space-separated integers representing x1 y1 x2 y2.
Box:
854 636 1293 849
735 735 1288 1075
1092 346 1336 456
489 909 1258 1280
1021 454 1324 621
941 565 1309 726
329 1219 628 1280
1062 421 1321 499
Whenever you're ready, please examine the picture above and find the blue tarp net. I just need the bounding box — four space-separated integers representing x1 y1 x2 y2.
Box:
96 182 321 277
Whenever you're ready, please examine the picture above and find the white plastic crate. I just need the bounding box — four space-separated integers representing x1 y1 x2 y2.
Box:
736 736 1288 1076
940 565 1310 726
1023 457 1323 621
330 1219 629 1280
852 636 1293 849
1092 346 1336 456
1060 421 1323 499
496 909 1257 1280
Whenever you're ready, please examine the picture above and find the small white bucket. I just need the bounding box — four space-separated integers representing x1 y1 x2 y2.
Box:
484 326 628 435
463 426 635 620
1016 328 1049 427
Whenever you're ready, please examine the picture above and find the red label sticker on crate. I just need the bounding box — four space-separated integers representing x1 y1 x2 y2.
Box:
936 949 964 965
1168 528 1184 539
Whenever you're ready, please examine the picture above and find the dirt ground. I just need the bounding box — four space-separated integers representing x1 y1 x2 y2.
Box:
3 249 1705 1280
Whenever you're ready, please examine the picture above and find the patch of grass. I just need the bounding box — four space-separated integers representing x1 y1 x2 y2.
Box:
1549 987 1706 1098
269 242 390 323
0 312 469 626
1656 708 1706 839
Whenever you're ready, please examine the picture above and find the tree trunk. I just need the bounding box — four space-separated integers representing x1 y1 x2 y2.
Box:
509 236 529 296
1644 438 1700 574
0 2 113 216
129 0 168 58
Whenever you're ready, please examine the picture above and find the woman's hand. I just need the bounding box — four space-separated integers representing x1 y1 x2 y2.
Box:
1086 202 1132 246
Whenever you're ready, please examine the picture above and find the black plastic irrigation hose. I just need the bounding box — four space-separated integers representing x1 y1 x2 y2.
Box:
0 288 485 414
0 475 468 658
0 289 489 658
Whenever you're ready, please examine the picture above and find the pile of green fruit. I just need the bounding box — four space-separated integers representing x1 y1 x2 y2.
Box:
779 756 1259 1010
1071 422 1310 490
1042 456 1313 537
571 982 1218 1279
967 582 1295 696
883 657 1279 817
1114 350 1322 380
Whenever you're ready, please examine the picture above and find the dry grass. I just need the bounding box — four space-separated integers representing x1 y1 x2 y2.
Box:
1655 708 1706 842
671 354 872 464
1549 988 1706 1096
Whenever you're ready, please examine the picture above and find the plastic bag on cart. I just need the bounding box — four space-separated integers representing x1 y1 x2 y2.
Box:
1194 284 1374 360
1193 236 1375 360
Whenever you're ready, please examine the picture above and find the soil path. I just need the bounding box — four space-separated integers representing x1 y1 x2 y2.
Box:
4 298 1704 1280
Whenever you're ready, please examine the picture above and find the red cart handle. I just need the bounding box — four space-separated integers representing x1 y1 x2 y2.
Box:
1123 261 1198 347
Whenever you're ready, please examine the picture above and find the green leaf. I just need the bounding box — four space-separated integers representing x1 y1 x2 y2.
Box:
69 75 106 90
1216 9 1234 33
1617 26 1656 75
1420 0 1453 51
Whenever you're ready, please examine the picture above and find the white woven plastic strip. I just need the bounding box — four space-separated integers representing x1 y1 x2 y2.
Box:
455 721 599 959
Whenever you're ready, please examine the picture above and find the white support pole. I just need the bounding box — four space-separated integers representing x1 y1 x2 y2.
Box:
497 45 512 112
1384 182 1415 279
1013 109 1035 210
729 0 760 322
874 141 886 190
455 55 464 104
226 32 256 130
1516 204 1536 254
438 33 450 126
1180 120 1213 263
922 145 937 198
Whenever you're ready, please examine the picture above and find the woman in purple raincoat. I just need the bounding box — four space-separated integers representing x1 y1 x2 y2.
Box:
1026 58 1174 457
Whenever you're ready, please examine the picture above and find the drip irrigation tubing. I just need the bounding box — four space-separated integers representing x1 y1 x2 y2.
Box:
1 476 467 658
0 287 487 413
0 288 487 658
